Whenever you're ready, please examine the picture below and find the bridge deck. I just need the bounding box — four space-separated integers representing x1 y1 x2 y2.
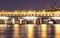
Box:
0 11 60 17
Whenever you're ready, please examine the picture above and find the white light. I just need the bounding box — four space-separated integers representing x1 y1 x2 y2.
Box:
12 18 15 24
48 21 53 24
48 19 51 20
22 16 38 20
52 17 60 20
0 16 9 20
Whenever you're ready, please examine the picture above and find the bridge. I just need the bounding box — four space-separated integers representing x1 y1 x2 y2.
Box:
0 10 60 38
0 10 60 24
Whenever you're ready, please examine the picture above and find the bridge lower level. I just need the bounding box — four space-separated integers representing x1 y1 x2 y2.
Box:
0 16 60 25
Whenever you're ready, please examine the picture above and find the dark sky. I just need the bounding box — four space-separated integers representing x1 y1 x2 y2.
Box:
0 0 60 10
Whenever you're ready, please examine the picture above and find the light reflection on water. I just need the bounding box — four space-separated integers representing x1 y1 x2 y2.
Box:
27 24 34 38
0 24 60 38
13 24 20 38
55 24 60 38
41 24 47 38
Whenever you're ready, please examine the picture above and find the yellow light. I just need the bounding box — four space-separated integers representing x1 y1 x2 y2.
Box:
12 18 15 24
13 24 19 30
0 24 7 32
27 24 34 38
55 24 60 38
41 24 47 38
13 24 19 38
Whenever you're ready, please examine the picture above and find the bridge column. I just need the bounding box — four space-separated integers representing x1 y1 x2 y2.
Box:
19 19 23 24
5 20 7 25
11 18 15 24
33 19 36 24
40 18 42 24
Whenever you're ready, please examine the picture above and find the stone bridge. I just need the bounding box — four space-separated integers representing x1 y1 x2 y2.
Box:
0 10 60 24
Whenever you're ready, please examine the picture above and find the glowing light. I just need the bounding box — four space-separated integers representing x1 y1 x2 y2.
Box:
27 24 34 38
52 17 60 20
55 24 60 38
0 24 7 27
22 16 38 20
41 24 47 38
13 24 19 30
12 18 15 24
0 24 7 32
0 16 9 20
48 21 53 24
13 24 19 38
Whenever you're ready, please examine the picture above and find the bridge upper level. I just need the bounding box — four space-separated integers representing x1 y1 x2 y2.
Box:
0 10 60 17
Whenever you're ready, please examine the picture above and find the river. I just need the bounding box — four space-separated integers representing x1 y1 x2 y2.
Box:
0 24 60 38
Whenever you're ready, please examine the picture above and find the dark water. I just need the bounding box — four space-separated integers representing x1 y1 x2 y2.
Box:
0 24 60 38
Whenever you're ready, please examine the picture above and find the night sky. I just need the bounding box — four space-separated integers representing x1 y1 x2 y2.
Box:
0 0 60 10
